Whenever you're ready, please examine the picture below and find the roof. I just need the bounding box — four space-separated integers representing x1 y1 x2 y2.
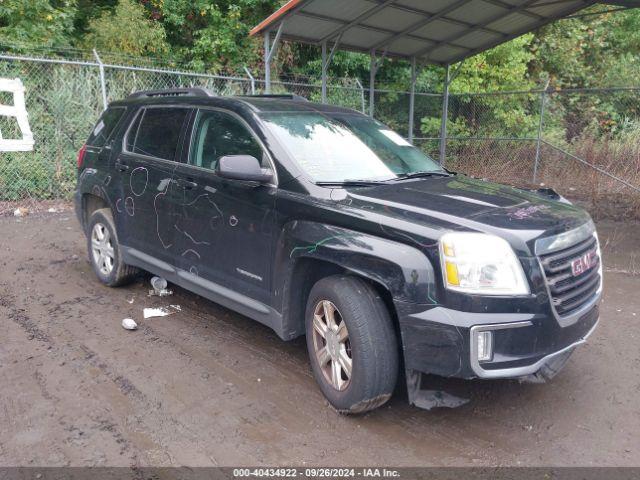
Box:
235 96 360 114
112 91 359 114
250 0 606 65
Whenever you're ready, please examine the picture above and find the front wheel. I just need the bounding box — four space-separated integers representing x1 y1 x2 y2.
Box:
305 275 399 414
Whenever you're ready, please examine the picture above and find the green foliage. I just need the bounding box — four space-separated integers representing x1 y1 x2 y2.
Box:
0 60 101 200
1 1 640 201
155 0 279 73
534 9 640 88
451 35 536 93
0 0 77 48
83 0 168 56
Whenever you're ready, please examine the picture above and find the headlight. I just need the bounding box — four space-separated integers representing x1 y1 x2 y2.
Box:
439 232 529 295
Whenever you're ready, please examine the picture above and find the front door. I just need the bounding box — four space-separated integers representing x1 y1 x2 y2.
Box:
173 108 277 305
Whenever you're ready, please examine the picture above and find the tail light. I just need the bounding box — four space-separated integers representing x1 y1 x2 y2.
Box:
77 144 87 169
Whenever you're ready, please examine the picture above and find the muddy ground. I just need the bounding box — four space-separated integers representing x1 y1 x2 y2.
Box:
0 213 638 467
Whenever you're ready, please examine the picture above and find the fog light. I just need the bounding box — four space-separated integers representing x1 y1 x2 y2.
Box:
476 331 493 362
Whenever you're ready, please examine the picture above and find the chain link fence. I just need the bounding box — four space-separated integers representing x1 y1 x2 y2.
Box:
412 87 640 217
1 52 639 218
0 56 103 207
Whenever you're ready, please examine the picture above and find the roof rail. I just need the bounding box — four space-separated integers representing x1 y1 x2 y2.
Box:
240 94 309 102
127 87 215 99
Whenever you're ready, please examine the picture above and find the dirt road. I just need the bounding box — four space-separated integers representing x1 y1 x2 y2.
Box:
1 213 638 467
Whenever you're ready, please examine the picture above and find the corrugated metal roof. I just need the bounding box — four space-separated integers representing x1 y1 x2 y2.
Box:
250 0 610 65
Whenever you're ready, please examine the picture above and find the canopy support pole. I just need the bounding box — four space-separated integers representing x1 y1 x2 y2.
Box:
369 49 387 117
439 62 465 164
264 32 271 93
321 34 343 103
408 57 418 143
321 42 327 102
439 64 451 165
369 51 376 117
264 21 285 94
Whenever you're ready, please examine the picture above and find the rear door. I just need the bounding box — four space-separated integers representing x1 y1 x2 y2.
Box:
114 106 192 267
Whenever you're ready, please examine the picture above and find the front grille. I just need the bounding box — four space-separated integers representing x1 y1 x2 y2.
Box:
539 235 601 317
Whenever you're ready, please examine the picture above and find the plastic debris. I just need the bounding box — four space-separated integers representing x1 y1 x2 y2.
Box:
519 348 574 384
406 370 469 410
47 207 57 213
143 305 181 319
149 276 173 297
13 207 29 217
412 389 469 410
149 288 173 297
121 318 138 330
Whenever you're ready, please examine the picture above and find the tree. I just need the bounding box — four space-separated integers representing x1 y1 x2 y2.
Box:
532 8 640 139
0 0 77 48
153 0 280 73
83 0 168 56
533 8 640 88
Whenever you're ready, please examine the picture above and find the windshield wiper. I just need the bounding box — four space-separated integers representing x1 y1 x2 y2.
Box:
316 179 392 187
393 171 452 181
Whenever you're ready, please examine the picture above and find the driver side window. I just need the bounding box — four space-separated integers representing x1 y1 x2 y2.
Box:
189 110 264 171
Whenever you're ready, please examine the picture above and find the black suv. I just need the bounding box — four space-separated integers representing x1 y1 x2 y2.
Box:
75 89 602 413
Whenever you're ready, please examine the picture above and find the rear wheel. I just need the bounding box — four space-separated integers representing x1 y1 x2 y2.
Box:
87 208 139 287
305 275 399 414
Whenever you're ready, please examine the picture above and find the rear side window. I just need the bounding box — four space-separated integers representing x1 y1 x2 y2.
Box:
126 107 190 160
87 107 126 147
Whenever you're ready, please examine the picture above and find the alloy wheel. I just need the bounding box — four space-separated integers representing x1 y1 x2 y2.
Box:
311 300 353 391
91 223 115 275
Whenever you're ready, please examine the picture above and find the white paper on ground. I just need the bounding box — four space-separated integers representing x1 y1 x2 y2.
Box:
143 305 181 319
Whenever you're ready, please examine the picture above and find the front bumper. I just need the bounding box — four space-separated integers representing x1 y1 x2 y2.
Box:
396 293 600 380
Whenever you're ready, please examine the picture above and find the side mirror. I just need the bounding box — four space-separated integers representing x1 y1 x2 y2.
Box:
216 155 273 184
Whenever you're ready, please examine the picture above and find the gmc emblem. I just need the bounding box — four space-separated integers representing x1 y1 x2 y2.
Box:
571 251 598 277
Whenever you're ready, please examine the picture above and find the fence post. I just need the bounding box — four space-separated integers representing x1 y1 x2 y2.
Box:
439 64 450 165
243 67 256 95
93 49 108 111
355 79 366 114
533 80 550 184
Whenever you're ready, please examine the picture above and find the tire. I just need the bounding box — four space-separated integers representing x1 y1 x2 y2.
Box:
305 275 399 414
87 208 139 287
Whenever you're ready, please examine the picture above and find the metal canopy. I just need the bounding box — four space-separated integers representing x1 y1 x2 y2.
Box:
251 0 634 163
250 0 602 66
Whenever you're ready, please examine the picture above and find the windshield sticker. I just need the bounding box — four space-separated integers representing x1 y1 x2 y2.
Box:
0 78 34 152
380 129 412 147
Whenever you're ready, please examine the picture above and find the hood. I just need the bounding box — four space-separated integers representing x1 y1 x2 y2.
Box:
333 175 591 253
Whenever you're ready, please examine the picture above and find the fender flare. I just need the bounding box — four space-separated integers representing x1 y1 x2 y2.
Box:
274 221 438 338
77 170 118 229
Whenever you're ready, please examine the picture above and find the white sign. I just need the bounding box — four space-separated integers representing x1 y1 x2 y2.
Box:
0 78 34 152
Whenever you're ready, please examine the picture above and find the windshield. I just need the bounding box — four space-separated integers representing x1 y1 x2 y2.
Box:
260 112 445 183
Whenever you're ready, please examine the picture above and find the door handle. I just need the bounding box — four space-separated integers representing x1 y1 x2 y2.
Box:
177 178 198 190
115 160 129 172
